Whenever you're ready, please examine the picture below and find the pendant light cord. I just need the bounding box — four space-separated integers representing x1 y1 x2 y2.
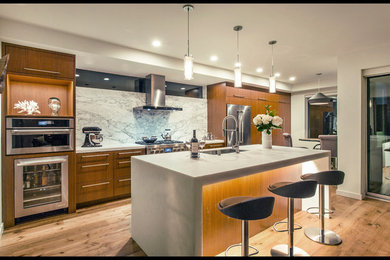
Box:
236 30 240 64
187 8 190 56
271 44 274 76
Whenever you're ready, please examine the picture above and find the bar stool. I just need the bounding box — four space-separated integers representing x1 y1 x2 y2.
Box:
217 195 275 256
268 180 318 257
300 170 345 245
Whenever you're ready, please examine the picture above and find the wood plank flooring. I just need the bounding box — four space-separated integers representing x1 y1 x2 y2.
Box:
0 187 389 256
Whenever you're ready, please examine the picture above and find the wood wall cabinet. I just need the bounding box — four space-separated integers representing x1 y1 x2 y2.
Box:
1 42 76 228
76 149 145 205
207 82 291 147
2 42 75 80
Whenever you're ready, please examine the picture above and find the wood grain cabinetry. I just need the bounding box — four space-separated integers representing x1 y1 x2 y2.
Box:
76 149 145 205
207 82 291 146
204 142 225 149
2 42 75 80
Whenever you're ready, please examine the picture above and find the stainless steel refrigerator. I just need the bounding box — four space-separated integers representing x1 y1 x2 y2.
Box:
226 104 251 146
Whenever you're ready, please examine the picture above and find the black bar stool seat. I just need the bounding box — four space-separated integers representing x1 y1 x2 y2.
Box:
268 180 318 257
300 170 345 246
218 195 275 256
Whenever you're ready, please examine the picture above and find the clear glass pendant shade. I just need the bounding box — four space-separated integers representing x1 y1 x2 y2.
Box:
184 55 194 80
269 75 276 93
234 65 242 87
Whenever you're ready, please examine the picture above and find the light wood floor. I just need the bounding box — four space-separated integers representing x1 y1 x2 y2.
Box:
0 187 389 256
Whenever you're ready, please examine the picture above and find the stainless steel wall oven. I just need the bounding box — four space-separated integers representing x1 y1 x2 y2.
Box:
14 155 69 218
6 117 74 155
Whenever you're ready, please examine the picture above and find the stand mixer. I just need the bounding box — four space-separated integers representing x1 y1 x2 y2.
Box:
82 127 103 147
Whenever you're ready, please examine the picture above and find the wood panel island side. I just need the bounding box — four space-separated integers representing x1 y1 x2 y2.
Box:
131 145 330 256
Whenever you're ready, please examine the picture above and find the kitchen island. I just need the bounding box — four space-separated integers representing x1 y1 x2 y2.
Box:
131 145 330 256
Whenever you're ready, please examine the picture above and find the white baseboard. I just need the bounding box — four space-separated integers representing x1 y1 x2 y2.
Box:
0 222 3 237
336 189 363 200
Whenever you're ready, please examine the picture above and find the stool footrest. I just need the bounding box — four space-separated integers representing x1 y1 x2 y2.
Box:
273 221 302 232
306 206 334 215
225 243 259 256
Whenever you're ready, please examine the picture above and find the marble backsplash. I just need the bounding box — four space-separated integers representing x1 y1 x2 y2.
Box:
76 87 208 146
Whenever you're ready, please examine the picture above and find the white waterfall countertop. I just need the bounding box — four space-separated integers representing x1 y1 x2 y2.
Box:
131 144 331 256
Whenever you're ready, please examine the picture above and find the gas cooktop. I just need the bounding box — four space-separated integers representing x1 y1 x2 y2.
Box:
135 140 184 146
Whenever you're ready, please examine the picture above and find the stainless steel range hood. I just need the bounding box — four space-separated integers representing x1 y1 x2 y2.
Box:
133 74 183 111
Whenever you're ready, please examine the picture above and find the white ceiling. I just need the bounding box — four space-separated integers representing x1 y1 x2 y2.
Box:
1 3 390 85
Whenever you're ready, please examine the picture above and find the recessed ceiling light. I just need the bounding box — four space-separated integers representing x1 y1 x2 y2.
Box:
152 40 161 47
104 77 110 81
210 55 218 61
275 72 281 77
289 76 296 81
75 74 80 77
256 68 263 73
181 87 186 90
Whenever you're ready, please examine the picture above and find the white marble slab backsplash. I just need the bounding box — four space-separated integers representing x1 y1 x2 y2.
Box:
76 87 208 146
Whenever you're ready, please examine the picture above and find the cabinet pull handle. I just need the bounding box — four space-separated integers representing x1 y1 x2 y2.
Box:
233 94 245 98
81 154 109 159
81 163 109 168
257 98 266 101
279 101 289 104
81 182 110 188
118 151 142 155
118 178 131 182
24 67 60 74
118 160 131 164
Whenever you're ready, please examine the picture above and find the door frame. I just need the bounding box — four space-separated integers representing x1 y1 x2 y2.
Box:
363 66 390 201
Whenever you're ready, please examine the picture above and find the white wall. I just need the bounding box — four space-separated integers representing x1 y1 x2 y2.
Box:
337 42 390 200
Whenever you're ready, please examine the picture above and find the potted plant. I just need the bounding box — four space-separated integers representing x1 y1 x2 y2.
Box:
252 105 283 149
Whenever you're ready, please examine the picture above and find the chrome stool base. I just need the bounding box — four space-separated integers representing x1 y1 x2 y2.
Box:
273 220 302 232
270 244 310 257
225 243 259 256
304 227 342 245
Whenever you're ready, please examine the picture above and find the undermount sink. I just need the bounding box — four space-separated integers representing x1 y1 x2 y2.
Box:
201 148 248 155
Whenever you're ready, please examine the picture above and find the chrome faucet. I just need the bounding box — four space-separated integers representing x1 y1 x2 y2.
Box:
222 115 240 153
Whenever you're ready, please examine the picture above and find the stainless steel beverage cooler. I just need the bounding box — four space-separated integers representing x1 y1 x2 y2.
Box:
14 155 69 218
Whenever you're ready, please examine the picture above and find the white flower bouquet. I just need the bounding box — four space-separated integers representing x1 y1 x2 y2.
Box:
253 104 283 134
14 100 41 115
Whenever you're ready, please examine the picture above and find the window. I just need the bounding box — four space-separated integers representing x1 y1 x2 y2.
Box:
306 95 337 138
75 69 203 98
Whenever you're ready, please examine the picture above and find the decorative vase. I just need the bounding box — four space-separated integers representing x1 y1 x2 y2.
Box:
48 97 61 116
262 130 272 149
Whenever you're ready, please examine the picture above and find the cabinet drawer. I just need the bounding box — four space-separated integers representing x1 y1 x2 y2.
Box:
114 177 131 197
205 143 225 149
77 152 112 164
76 180 113 204
114 149 145 160
77 161 113 183
115 159 131 169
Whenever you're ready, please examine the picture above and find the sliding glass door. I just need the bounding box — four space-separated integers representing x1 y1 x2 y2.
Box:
367 74 390 199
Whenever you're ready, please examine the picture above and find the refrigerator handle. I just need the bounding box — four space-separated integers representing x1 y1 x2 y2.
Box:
237 110 244 144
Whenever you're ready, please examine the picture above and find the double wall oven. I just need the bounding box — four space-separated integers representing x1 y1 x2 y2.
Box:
6 117 74 219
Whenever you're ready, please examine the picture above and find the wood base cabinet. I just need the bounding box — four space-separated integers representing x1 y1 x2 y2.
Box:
76 149 144 205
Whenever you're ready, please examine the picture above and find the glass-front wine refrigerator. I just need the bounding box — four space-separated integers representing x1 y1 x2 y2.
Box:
14 155 68 218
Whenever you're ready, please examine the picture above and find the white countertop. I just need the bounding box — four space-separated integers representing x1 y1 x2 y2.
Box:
76 143 145 153
75 139 224 153
132 144 330 184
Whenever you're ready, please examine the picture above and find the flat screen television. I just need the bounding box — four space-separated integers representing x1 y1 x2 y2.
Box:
0 54 10 94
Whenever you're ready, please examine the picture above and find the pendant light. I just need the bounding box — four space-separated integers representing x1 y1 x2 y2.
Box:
308 73 333 105
233 25 243 88
183 4 194 80
268 40 277 93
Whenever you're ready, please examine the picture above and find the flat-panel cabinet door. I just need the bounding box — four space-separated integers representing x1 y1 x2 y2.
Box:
25 49 75 79
3 44 26 74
